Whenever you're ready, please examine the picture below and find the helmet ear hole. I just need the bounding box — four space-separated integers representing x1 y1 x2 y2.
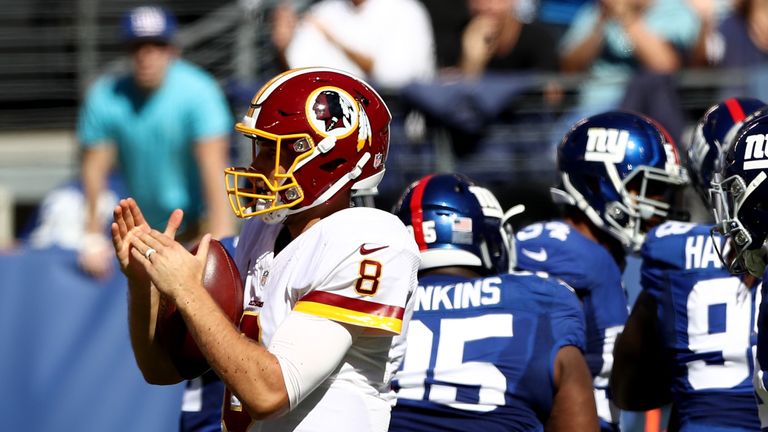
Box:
318 158 346 173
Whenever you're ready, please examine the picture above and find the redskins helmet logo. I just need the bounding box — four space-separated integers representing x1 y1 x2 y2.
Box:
306 87 360 138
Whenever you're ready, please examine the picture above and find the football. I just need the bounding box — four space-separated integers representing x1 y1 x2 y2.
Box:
156 238 243 379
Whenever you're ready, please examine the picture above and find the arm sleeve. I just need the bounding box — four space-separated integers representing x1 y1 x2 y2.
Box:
550 281 587 352
268 311 362 410
640 248 667 298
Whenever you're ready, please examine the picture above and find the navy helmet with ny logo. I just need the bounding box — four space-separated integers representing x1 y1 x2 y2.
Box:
711 112 768 276
552 110 689 252
687 98 766 205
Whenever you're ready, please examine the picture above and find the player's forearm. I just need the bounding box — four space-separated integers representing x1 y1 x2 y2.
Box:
127 279 183 384
175 284 290 419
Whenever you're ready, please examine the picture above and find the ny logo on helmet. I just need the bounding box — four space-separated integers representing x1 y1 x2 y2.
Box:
584 128 630 163
744 133 768 170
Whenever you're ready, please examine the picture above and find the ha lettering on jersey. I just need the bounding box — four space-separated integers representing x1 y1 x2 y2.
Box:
743 133 768 170
685 235 723 270
584 128 630 163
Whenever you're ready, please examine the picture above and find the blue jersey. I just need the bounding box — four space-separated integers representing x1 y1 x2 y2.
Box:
515 220 627 430
390 272 585 431
642 221 759 431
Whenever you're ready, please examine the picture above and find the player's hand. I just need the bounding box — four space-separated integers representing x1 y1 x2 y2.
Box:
129 230 211 302
111 198 182 284
78 232 114 279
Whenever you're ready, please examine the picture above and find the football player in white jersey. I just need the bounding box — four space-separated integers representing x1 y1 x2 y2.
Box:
111 68 420 432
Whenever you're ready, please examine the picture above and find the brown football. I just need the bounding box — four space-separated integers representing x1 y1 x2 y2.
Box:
156 239 243 379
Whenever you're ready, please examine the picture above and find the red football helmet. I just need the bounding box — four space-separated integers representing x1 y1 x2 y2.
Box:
225 67 391 223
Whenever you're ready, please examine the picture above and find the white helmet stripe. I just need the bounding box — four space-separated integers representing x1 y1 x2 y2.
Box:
253 67 391 118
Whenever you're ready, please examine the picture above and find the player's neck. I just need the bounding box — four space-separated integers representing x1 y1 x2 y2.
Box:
284 192 354 238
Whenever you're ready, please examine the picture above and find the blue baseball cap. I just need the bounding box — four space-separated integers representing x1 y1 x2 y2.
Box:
120 6 178 45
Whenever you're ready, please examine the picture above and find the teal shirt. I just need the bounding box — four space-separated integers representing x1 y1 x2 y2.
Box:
78 59 233 229
560 0 699 109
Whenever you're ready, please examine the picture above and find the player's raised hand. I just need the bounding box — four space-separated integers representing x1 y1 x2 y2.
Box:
111 198 183 283
129 231 211 301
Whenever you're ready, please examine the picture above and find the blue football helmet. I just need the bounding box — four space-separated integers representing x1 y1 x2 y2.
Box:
551 111 688 252
392 173 511 273
711 113 768 277
687 98 766 204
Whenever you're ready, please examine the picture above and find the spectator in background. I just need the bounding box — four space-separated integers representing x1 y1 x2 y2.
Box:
694 0 767 69
457 0 559 76
417 0 469 70
77 5 235 279
23 174 126 250
691 0 768 98
559 0 699 141
686 0 734 67
271 0 436 91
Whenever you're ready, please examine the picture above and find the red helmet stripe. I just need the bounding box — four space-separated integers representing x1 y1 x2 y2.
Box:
725 98 747 122
409 175 434 251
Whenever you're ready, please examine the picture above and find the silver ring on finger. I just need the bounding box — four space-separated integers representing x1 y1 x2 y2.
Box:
144 248 157 260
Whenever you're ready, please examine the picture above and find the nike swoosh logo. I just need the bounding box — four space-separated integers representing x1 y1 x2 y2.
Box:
359 244 389 255
521 248 548 262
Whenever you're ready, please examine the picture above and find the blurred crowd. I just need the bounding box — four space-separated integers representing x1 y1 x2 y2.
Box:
267 0 767 135
16 0 768 255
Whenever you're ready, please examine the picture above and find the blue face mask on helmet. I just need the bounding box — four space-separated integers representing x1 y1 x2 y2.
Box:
711 113 768 277
551 110 689 252
392 173 511 274
687 98 766 205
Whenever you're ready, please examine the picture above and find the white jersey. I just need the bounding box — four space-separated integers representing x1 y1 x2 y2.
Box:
222 207 420 432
